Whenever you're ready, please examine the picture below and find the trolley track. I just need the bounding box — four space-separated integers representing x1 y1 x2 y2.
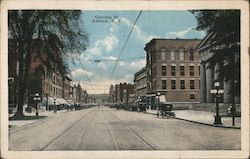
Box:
101 107 120 150
102 106 157 150
40 109 96 151
75 110 97 150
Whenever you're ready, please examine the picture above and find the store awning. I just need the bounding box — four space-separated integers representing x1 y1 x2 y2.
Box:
57 98 68 105
48 97 60 105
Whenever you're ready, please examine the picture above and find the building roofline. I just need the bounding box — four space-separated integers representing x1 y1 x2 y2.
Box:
145 38 202 51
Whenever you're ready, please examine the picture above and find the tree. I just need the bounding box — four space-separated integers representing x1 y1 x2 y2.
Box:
8 10 89 118
192 10 240 91
191 10 240 124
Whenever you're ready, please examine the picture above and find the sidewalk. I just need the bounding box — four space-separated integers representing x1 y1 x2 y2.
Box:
146 109 241 129
9 109 72 128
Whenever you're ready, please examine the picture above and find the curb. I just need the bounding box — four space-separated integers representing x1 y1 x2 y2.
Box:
9 116 55 134
9 109 87 133
144 111 241 129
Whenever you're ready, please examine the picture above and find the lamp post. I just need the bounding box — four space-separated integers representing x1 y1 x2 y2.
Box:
210 82 224 125
137 96 141 111
53 96 57 113
33 93 41 116
156 92 161 117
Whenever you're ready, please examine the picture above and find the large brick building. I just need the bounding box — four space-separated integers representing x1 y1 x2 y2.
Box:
144 38 201 106
8 39 89 113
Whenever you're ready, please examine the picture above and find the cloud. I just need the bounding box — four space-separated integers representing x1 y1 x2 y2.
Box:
95 35 119 52
71 68 94 79
103 56 117 61
120 17 160 42
166 27 205 39
86 25 119 55
96 62 108 71
128 59 146 69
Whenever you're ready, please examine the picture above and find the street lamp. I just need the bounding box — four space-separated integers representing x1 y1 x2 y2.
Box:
53 96 57 113
156 92 161 117
210 82 224 125
33 93 41 116
138 96 141 111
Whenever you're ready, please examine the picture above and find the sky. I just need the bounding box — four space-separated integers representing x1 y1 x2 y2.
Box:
68 10 206 94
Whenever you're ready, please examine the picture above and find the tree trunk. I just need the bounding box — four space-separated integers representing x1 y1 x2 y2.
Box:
13 42 25 118
13 36 32 118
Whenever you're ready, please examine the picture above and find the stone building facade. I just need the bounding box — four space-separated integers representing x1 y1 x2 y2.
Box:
144 38 201 105
197 33 240 104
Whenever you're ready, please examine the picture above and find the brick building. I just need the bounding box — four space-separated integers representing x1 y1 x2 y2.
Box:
8 39 75 113
110 83 134 104
134 67 147 99
144 38 201 106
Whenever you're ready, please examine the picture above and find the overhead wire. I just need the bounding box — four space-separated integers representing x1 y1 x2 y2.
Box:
103 10 143 94
95 56 145 62
77 59 97 94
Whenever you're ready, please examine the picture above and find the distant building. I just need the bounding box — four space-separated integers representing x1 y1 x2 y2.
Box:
134 66 147 100
69 84 77 105
144 38 201 107
109 85 115 103
63 76 72 102
110 83 134 104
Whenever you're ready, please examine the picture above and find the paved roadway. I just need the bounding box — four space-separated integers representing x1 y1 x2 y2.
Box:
9 105 240 150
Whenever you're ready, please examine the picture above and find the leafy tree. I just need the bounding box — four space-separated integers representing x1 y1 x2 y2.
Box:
191 10 240 121
8 10 89 117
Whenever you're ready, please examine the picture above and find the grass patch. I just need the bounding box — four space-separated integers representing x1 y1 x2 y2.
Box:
9 115 47 121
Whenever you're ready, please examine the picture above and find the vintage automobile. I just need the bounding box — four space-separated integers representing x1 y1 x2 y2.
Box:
157 103 175 118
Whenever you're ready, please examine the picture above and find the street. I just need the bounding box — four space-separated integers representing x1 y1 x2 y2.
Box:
9 106 240 151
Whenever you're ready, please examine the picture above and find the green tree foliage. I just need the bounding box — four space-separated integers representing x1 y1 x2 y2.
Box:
8 10 89 117
192 10 240 95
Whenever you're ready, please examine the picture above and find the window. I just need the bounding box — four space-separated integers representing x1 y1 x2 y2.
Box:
171 80 176 89
180 80 185 89
179 49 184 61
161 52 166 60
190 80 195 89
162 65 167 76
190 94 195 100
190 66 194 76
180 66 185 76
189 48 194 61
170 49 175 60
161 49 166 60
162 80 167 89
198 66 200 76
171 66 176 76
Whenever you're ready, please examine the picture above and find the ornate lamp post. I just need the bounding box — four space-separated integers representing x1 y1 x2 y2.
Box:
156 92 161 117
138 96 141 111
33 93 41 116
210 82 224 125
53 96 57 113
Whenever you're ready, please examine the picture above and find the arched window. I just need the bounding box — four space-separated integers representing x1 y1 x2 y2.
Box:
170 48 175 60
160 48 166 60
